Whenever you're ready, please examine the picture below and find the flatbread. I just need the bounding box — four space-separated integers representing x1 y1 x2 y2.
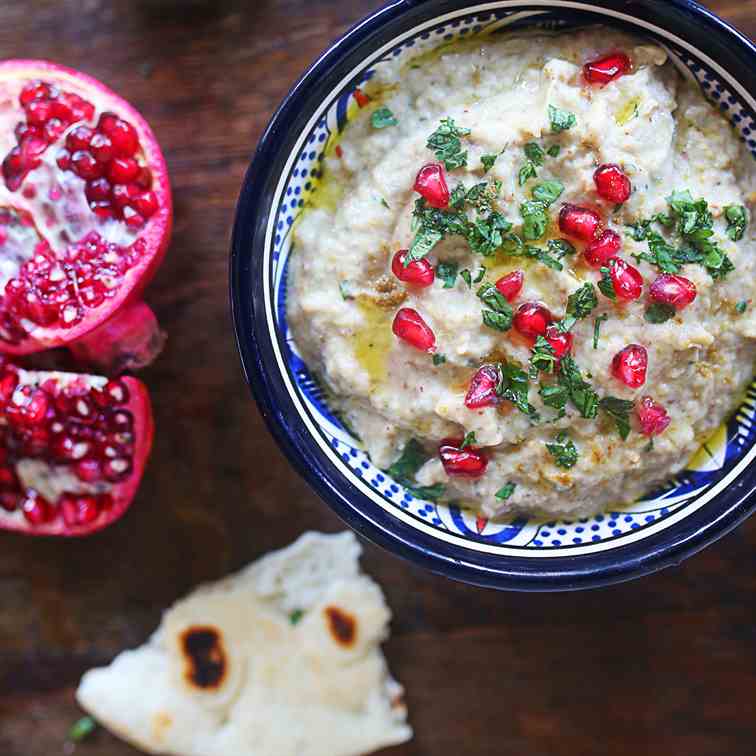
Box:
76 531 411 756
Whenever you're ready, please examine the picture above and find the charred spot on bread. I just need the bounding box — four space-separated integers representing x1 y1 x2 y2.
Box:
180 626 227 690
324 606 357 647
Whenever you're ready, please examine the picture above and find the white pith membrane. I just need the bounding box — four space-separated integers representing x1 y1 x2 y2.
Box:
0 69 163 348
0 364 142 532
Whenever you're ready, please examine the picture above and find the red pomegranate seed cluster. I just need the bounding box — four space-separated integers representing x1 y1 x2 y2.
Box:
2 80 95 192
0 231 145 340
0 366 135 525
57 112 159 227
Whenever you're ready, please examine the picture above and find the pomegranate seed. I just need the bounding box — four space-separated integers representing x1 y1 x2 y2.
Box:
93 379 129 407
56 148 71 170
594 164 632 203
6 387 49 426
132 191 158 218
50 99 73 121
0 466 17 489
103 116 139 157
135 167 152 188
611 344 648 389
71 150 104 180
559 203 601 241
637 396 671 436
544 324 573 360
0 372 19 406
65 125 94 151
649 274 697 310
20 81 52 106
25 99 52 126
85 177 112 203
413 162 450 209
74 458 102 483
52 434 91 462
495 270 524 302
0 493 19 512
89 132 114 163
122 206 145 228
608 257 643 301
111 182 139 209
103 456 133 482
584 229 621 268
108 409 133 432
44 118 66 142
439 439 488 478
392 308 436 352
61 494 100 527
514 302 552 342
107 156 140 184
97 112 119 134
391 249 435 287
22 491 55 525
464 365 500 409
583 52 632 85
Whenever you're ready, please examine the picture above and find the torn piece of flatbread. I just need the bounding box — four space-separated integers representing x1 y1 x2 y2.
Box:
76 531 411 756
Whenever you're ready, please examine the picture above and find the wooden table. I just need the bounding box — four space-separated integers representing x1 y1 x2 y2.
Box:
0 1 754 754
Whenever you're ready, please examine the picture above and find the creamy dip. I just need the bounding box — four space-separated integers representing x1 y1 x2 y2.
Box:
288 28 756 519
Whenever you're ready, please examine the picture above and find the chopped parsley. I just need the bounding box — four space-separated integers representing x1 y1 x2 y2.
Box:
518 161 538 186
530 335 558 375
548 104 576 133
460 431 477 449
546 431 578 469
532 180 564 207
524 142 546 165
597 266 616 301
385 439 446 502
481 153 498 173
467 211 513 256
558 356 599 419
371 106 398 129
375 195 390 209
567 282 598 319
407 198 467 262
599 396 634 440
539 382 568 414
496 361 537 418
477 282 513 331
436 261 458 288
432 353 447 365
495 482 517 500
509 238 574 272
473 266 486 283
289 609 305 625
460 269 472 288
339 281 355 300
736 299 748 314
724 204 747 241
520 200 549 241
593 313 608 349
426 117 470 170
644 302 676 323
68 716 97 742
547 144 561 158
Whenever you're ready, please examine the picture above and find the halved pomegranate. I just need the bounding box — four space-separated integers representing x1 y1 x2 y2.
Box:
0 61 171 367
0 358 152 536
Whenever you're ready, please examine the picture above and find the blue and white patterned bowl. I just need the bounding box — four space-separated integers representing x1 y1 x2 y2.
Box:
231 0 756 590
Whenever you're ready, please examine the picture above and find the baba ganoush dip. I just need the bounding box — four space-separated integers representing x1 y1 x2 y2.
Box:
288 28 756 520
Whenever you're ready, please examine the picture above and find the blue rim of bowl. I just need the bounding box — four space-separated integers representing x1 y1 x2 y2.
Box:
230 0 756 591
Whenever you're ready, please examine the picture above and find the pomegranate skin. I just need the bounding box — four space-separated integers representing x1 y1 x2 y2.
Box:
0 60 173 360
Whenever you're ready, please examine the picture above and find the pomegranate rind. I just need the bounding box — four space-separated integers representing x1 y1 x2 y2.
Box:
0 60 172 354
0 374 153 536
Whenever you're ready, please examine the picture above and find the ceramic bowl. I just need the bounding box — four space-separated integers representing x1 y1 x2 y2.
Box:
231 0 756 590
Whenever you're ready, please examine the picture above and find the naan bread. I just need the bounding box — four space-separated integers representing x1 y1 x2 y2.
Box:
76 531 411 756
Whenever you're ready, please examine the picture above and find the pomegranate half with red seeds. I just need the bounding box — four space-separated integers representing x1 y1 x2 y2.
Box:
0 359 152 536
0 61 171 364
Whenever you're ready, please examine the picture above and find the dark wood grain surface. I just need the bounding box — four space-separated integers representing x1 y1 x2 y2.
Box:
0 1 754 754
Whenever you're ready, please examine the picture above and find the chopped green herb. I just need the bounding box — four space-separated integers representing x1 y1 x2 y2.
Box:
436 261 458 288
496 361 536 417
407 198 467 262
495 482 517 500
460 269 472 288
539 382 568 413
426 117 470 170
478 282 513 332
449 184 467 209
724 204 747 242
548 238 576 258
644 302 676 324
593 313 608 349
520 200 549 241
532 180 564 207
405 482 446 501
374 195 390 209
530 335 558 375
548 104 576 133
566 282 598 319
556 316 577 334
467 211 513 256
385 440 446 501
473 266 486 284
736 300 748 314
432 353 447 366
408 225 444 263
339 281 354 300
69 716 97 742
481 153 498 173
643 438 655 453
460 431 477 449
289 609 304 625
371 106 398 129
524 142 546 166
599 396 634 440
547 144 561 158
518 161 538 186
597 266 616 301
545 431 578 469
558 356 599 419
